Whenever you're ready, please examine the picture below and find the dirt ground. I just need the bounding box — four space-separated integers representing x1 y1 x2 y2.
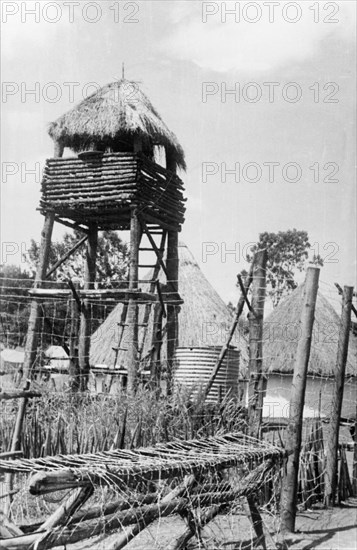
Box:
51 498 357 550
288 499 357 550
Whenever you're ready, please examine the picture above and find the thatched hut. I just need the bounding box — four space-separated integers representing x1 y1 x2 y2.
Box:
90 243 248 393
0 348 24 389
262 284 357 418
48 78 186 170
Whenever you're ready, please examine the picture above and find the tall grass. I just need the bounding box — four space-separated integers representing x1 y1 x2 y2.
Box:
0 387 247 458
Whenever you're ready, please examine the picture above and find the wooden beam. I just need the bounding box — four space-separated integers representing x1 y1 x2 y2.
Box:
78 223 97 391
352 403 357 497
244 497 269 550
52 215 89 234
28 288 157 302
237 274 254 314
138 215 176 294
27 451 283 495
126 207 141 396
281 266 320 534
0 390 41 401
3 381 31 517
32 486 94 548
166 459 276 550
0 501 189 549
324 285 354 506
68 279 81 392
0 451 23 459
149 303 164 384
106 475 196 550
335 283 357 317
203 263 254 401
22 213 55 381
0 512 23 538
166 230 179 395
138 230 167 368
45 236 87 279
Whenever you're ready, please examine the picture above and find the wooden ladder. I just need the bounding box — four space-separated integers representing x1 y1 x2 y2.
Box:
111 222 167 373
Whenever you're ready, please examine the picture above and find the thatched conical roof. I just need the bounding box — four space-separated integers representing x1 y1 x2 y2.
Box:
263 284 357 377
90 242 248 368
48 79 186 170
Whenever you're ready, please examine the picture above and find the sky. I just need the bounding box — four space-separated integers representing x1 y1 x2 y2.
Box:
1 0 356 306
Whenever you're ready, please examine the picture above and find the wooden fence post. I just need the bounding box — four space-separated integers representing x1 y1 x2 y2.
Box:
248 249 268 439
324 285 353 506
281 266 320 533
352 403 357 497
246 249 268 549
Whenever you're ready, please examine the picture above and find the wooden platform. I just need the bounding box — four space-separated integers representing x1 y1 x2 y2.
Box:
40 152 186 231
0 432 286 549
27 288 183 305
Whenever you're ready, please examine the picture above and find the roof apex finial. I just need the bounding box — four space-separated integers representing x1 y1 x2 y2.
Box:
122 62 125 80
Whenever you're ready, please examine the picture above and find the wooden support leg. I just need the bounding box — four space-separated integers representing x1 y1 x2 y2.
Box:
126 208 141 397
166 504 222 550
166 231 179 395
5 214 54 517
33 486 94 550
150 303 164 387
106 474 196 550
22 213 55 381
68 280 80 392
78 224 97 391
126 299 139 396
245 495 268 550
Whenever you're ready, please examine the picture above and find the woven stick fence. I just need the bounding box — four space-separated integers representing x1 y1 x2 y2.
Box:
40 153 186 231
0 432 286 549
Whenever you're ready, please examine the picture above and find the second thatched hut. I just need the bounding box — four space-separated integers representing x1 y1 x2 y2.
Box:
90 243 248 399
262 284 357 419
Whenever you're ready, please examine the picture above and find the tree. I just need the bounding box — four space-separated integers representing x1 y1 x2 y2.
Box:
241 229 323 308
0 265 33 348
25 230 129 286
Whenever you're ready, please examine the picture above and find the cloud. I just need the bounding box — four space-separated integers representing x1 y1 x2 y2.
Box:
162 1 356 74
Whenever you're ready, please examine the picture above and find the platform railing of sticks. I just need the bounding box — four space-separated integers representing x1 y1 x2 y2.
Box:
0 431 286 549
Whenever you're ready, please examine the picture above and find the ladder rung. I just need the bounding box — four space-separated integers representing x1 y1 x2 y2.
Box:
112 347 128 352
139 248 156 251
139 265 157 268
147 231 163 235
117 322 148 327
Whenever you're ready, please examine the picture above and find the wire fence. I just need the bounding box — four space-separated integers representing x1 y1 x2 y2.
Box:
1 277 356 521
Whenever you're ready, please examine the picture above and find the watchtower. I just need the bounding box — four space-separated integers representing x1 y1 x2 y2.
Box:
23 79 186 394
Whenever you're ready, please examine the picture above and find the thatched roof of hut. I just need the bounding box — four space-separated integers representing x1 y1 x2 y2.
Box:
90 242 248 368
263 284 357 377
48 79 186 170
